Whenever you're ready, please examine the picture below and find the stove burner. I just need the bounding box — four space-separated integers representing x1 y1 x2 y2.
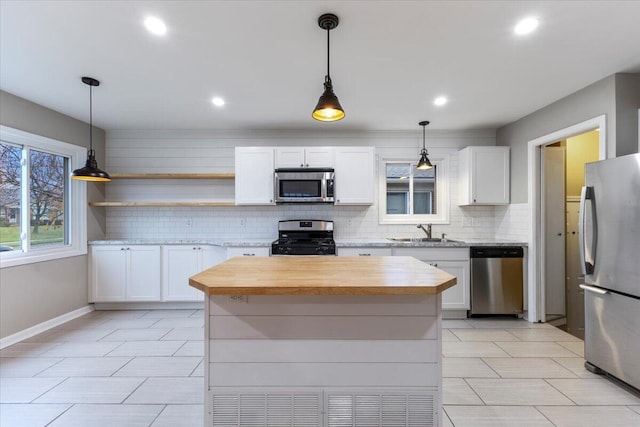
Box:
271 220 335 256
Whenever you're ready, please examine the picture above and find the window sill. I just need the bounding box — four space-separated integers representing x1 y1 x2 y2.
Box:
0 245 87 269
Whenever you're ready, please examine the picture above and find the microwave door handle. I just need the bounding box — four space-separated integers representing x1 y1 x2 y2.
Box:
579 186 597 275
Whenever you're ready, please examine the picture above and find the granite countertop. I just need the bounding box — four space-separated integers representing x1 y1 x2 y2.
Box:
335 239 527 248
88 239 274 247
89 238 527 248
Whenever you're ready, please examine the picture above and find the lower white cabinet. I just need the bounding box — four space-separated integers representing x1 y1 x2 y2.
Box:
226 247 271 258
90 245 161 302
162 245 226 301
393 248 470 310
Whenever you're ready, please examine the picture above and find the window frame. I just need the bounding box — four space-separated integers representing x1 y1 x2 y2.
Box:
378 155 450 225
1 125 87 268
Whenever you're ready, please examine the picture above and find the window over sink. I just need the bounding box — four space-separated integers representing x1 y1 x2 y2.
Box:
378 157 449 224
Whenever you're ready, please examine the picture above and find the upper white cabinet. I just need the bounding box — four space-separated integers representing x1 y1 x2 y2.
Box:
90 245 161 302
235 147 275 205
334 147 375 205
162 245 226 301
275 147 334 168
458 146 510 205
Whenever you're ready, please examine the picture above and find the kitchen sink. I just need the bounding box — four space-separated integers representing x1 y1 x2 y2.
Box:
387 237 459 243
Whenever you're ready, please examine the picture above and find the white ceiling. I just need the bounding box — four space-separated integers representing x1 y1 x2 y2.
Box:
2 1 640 132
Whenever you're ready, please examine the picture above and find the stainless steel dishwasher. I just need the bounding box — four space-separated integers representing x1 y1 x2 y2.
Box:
470 246 524 316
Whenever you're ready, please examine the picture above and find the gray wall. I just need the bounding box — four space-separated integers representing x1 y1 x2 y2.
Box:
614 73 640 156
497 73 640 203
496 75 616 203
0 90 106 339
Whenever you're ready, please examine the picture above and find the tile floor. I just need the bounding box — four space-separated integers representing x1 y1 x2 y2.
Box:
1 310 639 426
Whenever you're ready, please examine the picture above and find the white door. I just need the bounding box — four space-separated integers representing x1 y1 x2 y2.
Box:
90 246 127 302
162 246 201 301
275 147 305 168
235 147 275 205
543 146 566 318
127 246 161 301
436 261 470 310
472 148 510 204
334 147 375 205
305 147 334 167
565 201 585 338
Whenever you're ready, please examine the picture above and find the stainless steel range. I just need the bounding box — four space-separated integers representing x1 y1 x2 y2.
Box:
271 220 336 256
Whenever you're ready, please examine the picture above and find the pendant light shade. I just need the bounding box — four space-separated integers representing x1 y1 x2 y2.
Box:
71 77 111 182
312 13 345 122
416 120 433 170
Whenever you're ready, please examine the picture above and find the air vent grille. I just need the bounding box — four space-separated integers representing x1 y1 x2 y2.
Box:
326 391 436 427
211 391 320 426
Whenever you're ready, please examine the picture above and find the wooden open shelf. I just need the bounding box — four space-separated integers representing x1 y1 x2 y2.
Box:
108 173 235 180
89 201 236 207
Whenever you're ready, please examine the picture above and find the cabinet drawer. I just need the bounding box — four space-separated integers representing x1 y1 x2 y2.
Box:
226 247 270 258
338 247 393 257
393 247 469 261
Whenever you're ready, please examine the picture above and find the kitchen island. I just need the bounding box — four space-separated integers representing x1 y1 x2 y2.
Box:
189 256 456 427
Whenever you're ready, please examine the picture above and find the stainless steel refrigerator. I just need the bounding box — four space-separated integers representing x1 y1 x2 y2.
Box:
579 152 640 391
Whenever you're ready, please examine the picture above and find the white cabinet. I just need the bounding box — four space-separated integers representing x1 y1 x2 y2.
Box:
90 245 161 302
162 245 226 301
275 147 334 168
226 247 271 258
235 147 275 205
393 248 470 310
458 146 510 205
337 247 393 257
334 147 375 205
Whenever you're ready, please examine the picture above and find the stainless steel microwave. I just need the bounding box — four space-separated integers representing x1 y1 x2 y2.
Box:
274 168 335 204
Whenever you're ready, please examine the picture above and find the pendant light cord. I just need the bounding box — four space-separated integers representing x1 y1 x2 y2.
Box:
326 26 331 80
422 124 426 151
89 84 93 152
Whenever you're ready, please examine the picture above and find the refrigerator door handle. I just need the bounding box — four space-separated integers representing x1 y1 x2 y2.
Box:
579 186 597 275
579 284 609 295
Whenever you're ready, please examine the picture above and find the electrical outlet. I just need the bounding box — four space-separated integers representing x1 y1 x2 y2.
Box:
228 295 248 303
186 218 193 227
239 218 246 227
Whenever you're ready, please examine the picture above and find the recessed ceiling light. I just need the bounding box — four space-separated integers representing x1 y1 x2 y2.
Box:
144 17 167 36
211 97 225 107
434 96 448 106
514 17 539 35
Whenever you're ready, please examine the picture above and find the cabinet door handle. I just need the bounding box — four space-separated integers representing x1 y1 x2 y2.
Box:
358 253 371 256
305 164 309 167
243 253 255 256
120 248 125 251
430 263 438 267
300 163 304 167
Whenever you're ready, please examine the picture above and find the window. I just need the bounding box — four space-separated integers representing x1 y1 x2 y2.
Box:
379 157 449 224
1 126 87 268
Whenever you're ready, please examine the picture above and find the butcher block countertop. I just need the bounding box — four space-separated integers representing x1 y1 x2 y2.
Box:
189 256 456 296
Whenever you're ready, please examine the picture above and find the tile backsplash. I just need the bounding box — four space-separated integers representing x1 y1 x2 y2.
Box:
104 129 527 243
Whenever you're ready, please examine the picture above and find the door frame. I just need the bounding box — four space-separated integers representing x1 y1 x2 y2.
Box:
526 115 606 322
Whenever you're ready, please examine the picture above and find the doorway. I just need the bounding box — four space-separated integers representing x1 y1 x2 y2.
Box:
526 115 606 327
542 131 599 338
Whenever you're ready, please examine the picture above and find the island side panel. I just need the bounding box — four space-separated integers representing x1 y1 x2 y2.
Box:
206 294 443 426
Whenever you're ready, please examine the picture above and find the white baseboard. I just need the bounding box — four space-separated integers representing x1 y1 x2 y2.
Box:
0 305 94 349
442 309 468 319
93 302 204 310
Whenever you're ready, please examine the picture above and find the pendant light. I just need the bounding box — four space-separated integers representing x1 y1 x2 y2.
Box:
416 120 433 170
312 13 345 122
71 77 111 182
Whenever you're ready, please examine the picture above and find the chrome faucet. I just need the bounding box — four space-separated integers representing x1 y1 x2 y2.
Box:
417 223 432 238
